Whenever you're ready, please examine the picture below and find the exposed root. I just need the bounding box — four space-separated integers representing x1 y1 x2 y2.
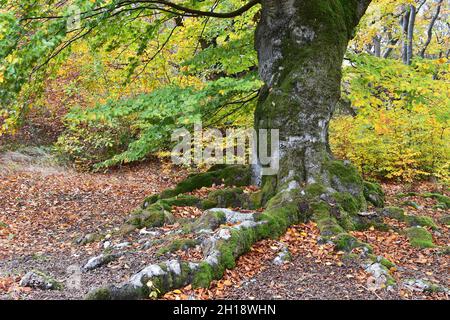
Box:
86 163 397 299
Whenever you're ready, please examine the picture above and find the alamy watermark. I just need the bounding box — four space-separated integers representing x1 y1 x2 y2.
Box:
171 123 280 176
66 264 82 290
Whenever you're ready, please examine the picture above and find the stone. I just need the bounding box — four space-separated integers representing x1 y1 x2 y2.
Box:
114 242 130 250
76 232 102 245
273 246 291 265
139 228 160 236
19 271 62 290
83 253 120 271
403 279 448 293
103 241 111 249
208 208 255 224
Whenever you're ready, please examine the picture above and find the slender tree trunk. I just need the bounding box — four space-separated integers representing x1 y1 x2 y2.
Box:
420 0 443 58
402 8 411 64
382 32 399 58
406 5 417 65
253 0 371 194
373 35 381 57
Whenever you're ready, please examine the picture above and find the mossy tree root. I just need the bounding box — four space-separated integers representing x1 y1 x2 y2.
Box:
144 165 252 206
86 165 395 300
119 165 254 233
86 203 303 300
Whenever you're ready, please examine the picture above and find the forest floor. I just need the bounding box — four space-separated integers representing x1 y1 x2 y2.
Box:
0 148 448 300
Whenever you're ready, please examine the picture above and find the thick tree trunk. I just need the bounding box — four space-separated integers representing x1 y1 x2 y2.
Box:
253 0 370 193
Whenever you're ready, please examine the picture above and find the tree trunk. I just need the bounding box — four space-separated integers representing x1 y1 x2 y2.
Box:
402 8 411 64
406 5 417 65
253 0 370 194
420 0 443 58
382 32 399 59
373 35 381 57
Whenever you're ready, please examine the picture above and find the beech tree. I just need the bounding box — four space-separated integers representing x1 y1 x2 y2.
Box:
1 1 387 298
1 0 372 194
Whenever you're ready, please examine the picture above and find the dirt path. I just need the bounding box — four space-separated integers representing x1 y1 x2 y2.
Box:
224 254 398 300
0 151 186 299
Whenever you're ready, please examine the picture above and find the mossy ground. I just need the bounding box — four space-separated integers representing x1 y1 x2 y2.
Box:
157 238 199 256
405 227 435 248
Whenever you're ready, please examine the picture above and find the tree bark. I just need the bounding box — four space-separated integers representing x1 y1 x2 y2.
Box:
373 35 381 57
253 0 371 193
402 8 411 64
382 32 399 59
406 5 417 65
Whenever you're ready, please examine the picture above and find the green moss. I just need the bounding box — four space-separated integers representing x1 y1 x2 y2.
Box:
316 217 345 237
310 201 332 220
334 233 371 253
155 262 192 292
380 257 396 269
129 195 202 228
157 238 199 256
333 192 360 215
32 270 63 290
138 208 165 228
304 183 327 198
200 199 218 210
248 191 263 209
256 203 301 238
127 200 176 228
397 192 449 210
405 227 435 248
326 160 363 187
309 200 343 237
433 203 448 210
192 262 214 288
405 215 438 230
385 275 396 288
353 216 389 232
337 211 356 231
142 194 160 208
425 283 446 293
422 193 450 208
402 200 421 209
207 164 228 172
160 189 178 199
188 210 227 233
258 175 278 206
367 255 396 269
163 165 251 200
159 195 200 208
206 188 245 208
363 181 385 208
85 287 112 300
381 207 406 221
341 253 360 264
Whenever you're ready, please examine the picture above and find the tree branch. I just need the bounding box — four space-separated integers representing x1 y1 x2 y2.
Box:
420 0 443 58
21 0 261 21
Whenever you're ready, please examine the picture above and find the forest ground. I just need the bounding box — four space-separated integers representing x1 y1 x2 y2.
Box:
0 148 448 300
